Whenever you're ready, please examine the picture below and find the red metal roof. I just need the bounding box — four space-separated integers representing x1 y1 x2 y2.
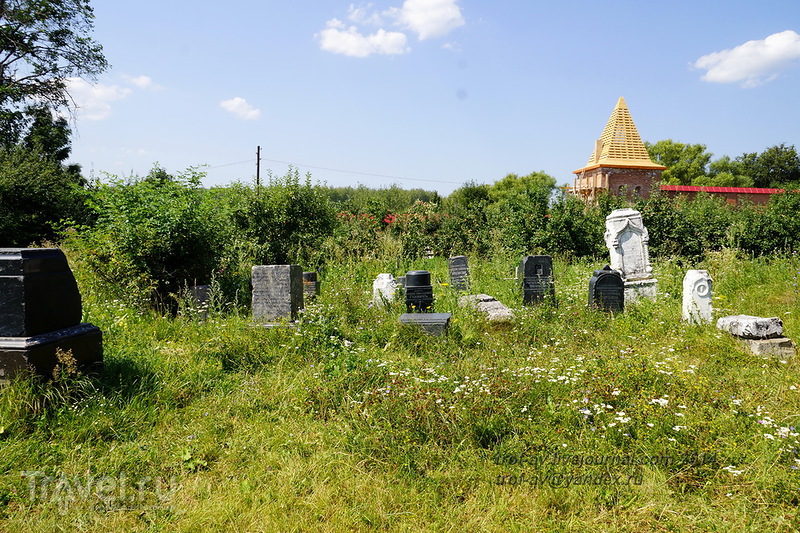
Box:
660 185 785 194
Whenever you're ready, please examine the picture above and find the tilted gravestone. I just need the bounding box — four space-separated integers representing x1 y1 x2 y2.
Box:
520 255 555 304
0 248 103 380
588 265 624 313
604 208 657 302
682 270 713 324
448 256 470 292
372 273 398 308
251 265 303 322
404 270 433 312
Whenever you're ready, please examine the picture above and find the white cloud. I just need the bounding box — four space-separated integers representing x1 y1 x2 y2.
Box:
219 97 262 120
693 30 800 88
122 74 162 90
317 18 410 57
317 0 463 57
66 77 132 120
393 0 464 41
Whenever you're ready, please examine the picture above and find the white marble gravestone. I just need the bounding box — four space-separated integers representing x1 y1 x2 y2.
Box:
604 208 657 302
682 270 713 324
372 273 398 308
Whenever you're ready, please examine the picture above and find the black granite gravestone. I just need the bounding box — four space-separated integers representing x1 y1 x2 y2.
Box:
404 270 433 312
588 265 624 312
448 256 470 292
398 312 452 336
0 248 102 380
520 255 555 304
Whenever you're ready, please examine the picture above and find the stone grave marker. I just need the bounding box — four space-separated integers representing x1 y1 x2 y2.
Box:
520 255 555 304
405 270 433 312
302 271 319 301
604 208 657 301
682 270 713 324
458 294 515 323
251 265 303 322
0 248 103 381
448 256 470 292
717 315 795 358
372 273 398 308
398 312 452 336
588 265 624 312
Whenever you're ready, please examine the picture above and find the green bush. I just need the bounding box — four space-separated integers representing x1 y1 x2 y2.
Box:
231 168 336 268
0 147 88 246
70 166 229 309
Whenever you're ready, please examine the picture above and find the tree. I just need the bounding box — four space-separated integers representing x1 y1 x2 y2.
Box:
0 145 87 245
0 0 107 145
737 143 800 189
693 155 753 187
645 140 712 185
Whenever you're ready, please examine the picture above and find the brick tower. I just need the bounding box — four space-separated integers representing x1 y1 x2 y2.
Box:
572 97 666 201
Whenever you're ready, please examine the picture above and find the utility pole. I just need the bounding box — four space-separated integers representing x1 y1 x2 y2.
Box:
256 145 261 188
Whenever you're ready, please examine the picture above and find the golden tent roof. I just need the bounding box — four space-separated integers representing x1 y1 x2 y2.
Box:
574 97 666 173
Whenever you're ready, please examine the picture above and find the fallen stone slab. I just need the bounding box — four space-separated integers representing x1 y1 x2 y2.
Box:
716 315 783 339
741 337 796 359
458 294 515 323
398 313 452 336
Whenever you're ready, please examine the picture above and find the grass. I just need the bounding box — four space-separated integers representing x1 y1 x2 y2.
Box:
1 249 799 531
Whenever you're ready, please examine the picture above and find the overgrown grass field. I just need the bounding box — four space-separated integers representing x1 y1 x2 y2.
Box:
1 250 799 531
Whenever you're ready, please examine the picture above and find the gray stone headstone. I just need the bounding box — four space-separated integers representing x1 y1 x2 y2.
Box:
0 248 102 380
520 255 555 304
588 265 624 312
448 256 470 291
251 265 303 322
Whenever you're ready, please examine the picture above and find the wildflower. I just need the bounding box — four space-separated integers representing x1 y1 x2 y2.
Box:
650 397 669 407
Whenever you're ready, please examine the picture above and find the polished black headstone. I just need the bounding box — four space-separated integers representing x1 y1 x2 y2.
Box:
0 248 82 336
448 256 469 291
404 270 433 312
0 248 103 380
520 255 555 304
588 265 624 312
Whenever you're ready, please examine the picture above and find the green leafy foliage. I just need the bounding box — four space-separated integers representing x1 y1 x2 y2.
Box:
71 166 229 308
0 146 87 246
232 168 337 268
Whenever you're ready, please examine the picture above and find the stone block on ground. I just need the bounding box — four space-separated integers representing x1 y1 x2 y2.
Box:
716 315 783 339
459 294 515 323
398 313 452 336
741 337 795 358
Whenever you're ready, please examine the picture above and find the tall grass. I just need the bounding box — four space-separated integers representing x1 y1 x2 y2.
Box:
0 250 798 531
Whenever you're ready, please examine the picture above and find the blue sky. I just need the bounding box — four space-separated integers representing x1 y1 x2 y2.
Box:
67 1 800 195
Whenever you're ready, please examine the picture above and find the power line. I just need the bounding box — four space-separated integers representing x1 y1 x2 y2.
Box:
262 158 465 185
204 156 468 186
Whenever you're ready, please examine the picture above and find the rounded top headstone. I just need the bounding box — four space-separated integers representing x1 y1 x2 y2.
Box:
405 270 431 287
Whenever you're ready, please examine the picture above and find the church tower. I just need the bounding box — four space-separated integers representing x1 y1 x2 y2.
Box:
573 97 666 201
